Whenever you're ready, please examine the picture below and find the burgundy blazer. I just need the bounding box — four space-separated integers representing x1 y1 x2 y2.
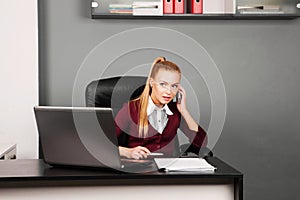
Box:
114 99 207 156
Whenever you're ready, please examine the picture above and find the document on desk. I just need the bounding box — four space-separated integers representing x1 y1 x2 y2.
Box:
154 158 216 172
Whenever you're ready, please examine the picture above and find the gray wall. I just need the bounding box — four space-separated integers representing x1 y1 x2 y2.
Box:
39 0 300 199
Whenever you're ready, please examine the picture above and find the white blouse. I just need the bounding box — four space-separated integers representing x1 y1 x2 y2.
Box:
147 97 173 134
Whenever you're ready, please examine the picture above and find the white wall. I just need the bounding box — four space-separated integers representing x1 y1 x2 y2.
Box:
0 0 38 158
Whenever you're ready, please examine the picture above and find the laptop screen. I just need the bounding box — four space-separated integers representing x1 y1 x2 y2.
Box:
34 106 122 170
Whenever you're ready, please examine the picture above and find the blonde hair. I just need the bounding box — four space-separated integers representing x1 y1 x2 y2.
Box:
133 57 181 138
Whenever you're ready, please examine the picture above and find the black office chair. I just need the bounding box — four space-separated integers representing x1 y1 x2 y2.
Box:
85 76 213 158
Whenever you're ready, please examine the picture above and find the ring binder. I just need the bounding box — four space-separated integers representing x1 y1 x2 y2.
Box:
190 0 203 14
163 0 174 14
174 0 185 14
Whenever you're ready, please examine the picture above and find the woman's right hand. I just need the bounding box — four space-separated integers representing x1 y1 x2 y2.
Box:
119 146 151 160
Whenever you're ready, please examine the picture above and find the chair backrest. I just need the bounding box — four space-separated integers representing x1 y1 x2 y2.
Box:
85 76 147 148
85 76 147 112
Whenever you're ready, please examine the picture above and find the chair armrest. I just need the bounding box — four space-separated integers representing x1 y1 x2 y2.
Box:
199 146 214 158
179 143 213 158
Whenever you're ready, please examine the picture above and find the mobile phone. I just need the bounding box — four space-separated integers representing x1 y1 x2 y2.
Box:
176 92 182 104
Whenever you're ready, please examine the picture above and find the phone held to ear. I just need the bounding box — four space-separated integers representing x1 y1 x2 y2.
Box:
176 92 182 104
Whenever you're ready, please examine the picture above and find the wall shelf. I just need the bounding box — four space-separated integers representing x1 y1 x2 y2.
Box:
91 0 300 20
91 13 299 20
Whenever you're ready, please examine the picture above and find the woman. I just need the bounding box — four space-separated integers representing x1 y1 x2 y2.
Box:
114 57 207 159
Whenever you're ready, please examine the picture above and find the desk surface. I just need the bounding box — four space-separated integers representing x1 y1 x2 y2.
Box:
0 157 242 186
0 157 243 200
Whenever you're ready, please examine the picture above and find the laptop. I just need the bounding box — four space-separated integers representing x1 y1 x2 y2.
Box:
34 106 153 172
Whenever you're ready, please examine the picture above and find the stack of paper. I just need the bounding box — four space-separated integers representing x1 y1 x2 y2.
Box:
238 5 284 14
154 158 216 172
109 4 133 14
